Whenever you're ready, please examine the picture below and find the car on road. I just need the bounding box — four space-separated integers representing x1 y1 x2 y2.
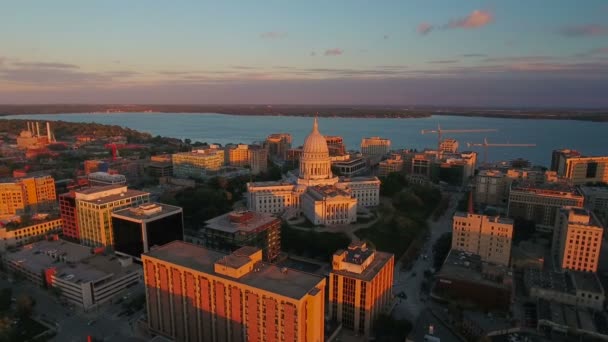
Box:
397 291 407 299
87 320 96 326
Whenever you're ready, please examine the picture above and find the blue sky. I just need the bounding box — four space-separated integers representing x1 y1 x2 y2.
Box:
1 1 607 106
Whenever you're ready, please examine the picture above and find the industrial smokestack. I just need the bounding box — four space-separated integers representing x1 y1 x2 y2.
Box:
36 122 40 137
46 122 51 141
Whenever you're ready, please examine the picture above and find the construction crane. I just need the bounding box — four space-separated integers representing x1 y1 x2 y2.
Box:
467 137 536 164
420 124 497 158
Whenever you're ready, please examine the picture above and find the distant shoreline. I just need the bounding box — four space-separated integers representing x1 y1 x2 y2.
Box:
1 105 607 122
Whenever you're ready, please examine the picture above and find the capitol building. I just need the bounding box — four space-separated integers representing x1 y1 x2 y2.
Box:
246 118 380 225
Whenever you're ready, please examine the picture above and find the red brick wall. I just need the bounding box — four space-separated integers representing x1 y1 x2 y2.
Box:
283 303 296 342
171 268 184 341
231 287 243 342
215 282 227 342
199 276 212 342
246 293 259 342
144 260 159 332
184 272 198 341
264 298 277 342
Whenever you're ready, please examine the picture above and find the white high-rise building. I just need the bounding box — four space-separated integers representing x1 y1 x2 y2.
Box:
247 118 380 225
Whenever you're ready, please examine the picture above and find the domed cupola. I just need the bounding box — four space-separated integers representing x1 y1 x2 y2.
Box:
299 117 333 180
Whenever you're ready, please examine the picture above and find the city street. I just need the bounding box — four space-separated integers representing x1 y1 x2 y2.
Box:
0 277 146 342
392 191 463 321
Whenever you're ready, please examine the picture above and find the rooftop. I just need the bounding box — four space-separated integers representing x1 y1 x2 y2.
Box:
78 188 149 205
204 210 279 234
112 203 182 222
332 248 393 281
4 239 139 284
523 268 574 294
453 212 514 225
308 185 351 199
75 184 125 195
571 271 604 294
579 186 608 197
437 250 511 289
511 181 582 197
144 241 325 300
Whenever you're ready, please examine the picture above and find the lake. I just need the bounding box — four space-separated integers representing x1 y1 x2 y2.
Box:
2 113 607 166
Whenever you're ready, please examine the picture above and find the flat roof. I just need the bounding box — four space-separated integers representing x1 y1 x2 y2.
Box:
437 250 510 289
571 271 604 294
4 239 140 284
579 186 608 197
112 203 182 222
75 184 125 195
79 189 149 205
523 269 574 294
511 181 582 197
453 212 514 225
308 185 351 198
144 241 324 300
332 249 393 282
204 210 278 234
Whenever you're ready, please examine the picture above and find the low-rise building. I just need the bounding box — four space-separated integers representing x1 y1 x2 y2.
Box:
332 155 368 177
87 172 127 186
4 239 142 310
434 250 512 311
197 210 281 262
329 242 394 338
0 215 62 251
524 269 605 311
507 181 584 231
142 242 326 342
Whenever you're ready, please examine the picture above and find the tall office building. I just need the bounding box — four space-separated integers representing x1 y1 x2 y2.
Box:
227 144 250 167
111 203 184 260
0 175 56 215
440 138 459 154
552 207 603 273
265 133 292 160
507 182 584 231
360 137 391 158
58 191 79 240
200 210 280 262
75 185 150 247
329 242 394 338
474 170 509 206
325 136 346 156
172 148 225 179
378 154 404 177
227 144 268 175
551 149 608 184
452 211 514 266
143 242 326 342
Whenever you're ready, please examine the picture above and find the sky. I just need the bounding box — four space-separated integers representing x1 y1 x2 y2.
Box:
1 1 608 107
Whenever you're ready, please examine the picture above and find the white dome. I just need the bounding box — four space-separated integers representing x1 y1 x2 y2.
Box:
302 117 329 155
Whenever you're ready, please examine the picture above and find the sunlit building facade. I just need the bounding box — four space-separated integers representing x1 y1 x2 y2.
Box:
329 242 394 338
143 242 326 342
507 182 584 231
266 133 292 160
247 118 380 224
360 137 390 157
0 175 56 215
452 212 514 266
552 207 603 273
172 148 225 179
75 185 150 247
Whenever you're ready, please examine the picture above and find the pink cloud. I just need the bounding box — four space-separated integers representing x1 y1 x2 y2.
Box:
324 48 343 56
417 22 433 35
559 25 608 37
448 10 493 29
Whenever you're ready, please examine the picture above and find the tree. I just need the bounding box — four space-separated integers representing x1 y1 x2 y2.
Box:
379 173 408 197
373 313 412 342
433 232 452 270
15 295 34 318
0 288 11 311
